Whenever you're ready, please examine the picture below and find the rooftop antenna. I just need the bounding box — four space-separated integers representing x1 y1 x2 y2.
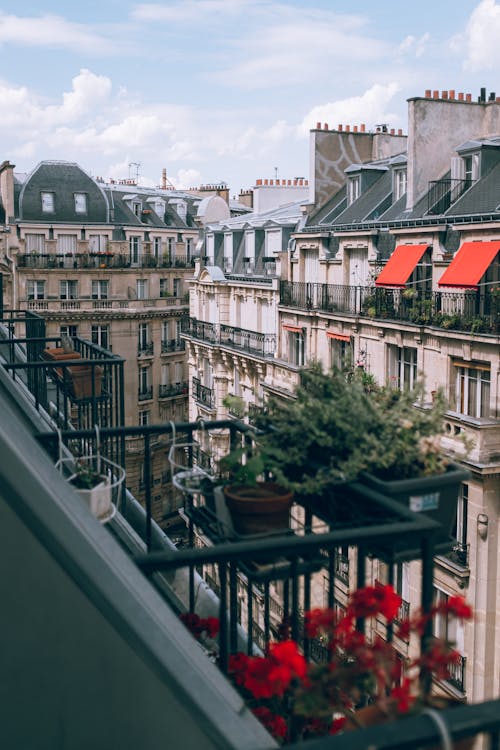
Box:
274 166 278 180
129 162 141 183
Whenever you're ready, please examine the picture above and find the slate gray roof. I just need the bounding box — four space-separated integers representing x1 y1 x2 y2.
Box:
445 161 500 216
18 161 109 223
330 170 393 225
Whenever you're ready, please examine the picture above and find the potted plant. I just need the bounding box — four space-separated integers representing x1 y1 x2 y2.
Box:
223 584 474 746
251 363 469 547
56 454 125 523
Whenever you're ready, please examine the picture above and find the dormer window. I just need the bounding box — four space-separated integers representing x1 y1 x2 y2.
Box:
462 154 479 188
41 192 54 213
132 201 142 217
394 169 407 200
74 192 87 214
347 176 360 205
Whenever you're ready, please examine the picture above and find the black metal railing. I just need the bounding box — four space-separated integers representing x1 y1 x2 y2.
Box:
192 376 215 409
138 386 153 401
395 597 410 626
334 550 349 585
182 318 276 357
428 178 475 215
280 281 500 334
446 653 466 693
138 342 154 356
16 252 196 270
445 541 470 567
0 310 125 435
158 382 188 398
161 339 185 353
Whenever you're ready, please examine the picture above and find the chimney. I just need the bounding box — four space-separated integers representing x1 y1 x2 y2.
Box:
458 92 464 101
433 90 439 99
360 123 366 132
0 160 16 223
425 89 432 98
480 87 486 102
442 90 448 99
397 128 403 136
488 91 496 101
390 128 395 135
466 93 472 102
256 179 262 186
353 125 358 133
449 89 455 99
338 124 343 132
323 122 329 130
316 121 321 129
161 168 167 190
345 124 350 132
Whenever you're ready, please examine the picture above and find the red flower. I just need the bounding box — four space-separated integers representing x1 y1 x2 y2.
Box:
444 596 473 620
252 706 288 740
330 717 347 734
269 640 307 680
347 585 401 622
390 678 415 714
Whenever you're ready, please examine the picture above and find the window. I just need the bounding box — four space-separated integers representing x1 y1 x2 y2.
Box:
394 169 407 200
159 278 169 297
450 483 469 566
138 323 150 350
167 237 174 254
289 331 305 366
25 234 46 253
138 409 150 426
60 325 78 339
136 279 148 300
60 280 78 300
132 201 142 217
139 366 151 399
186 237 193 255
462 154 479 188
74 193 87 214
153 237 162 259
91 324 109 350
27 280 45 300
129 236 141 265
453 361 490 418
173 278 181 297
89 235 108 253
57 235 77 254
41 192 54 213
330 337 352 371
347 176 360 205
387 345 417 391
92 280 109 299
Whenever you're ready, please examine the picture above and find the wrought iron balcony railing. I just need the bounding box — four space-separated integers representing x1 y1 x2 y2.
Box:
334 550 349 585
138 387 153 401
161 338 186 353
280 281 500 334
192 376 215 409
17 252 196 270
182 318 276 357
138 342 154 356
158 381 188 398
445 653 467 693
428 177 476 215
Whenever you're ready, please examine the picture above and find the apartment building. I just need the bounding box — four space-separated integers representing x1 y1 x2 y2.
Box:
183 87 500 706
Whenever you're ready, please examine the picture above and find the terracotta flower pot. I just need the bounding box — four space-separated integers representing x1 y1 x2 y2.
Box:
223 482 293 535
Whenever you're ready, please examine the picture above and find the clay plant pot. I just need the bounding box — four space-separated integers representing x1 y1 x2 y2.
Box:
223 481 293 535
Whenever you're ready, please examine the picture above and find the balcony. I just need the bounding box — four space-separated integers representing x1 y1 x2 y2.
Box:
17 252 196 270
445 653 467 693
158 382 188 399
0 309 125 433
4 352 500 748
138 386 153 401
161 338 186 353
192 376 215 409
280 281 500 334
138 342 154 356
25 297 187 314
182 318 276 358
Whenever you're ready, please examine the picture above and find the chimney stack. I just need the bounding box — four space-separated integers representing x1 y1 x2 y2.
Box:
161 168 167 190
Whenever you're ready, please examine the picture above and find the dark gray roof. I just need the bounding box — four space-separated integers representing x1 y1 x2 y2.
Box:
445 161 500 216
18 161 109 223
330 170 392 225
309 186 347 226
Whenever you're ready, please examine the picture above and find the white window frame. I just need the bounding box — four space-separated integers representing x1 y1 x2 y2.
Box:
289 331 305 366
330 337 352 371
88 234 108 253
394 169 407 200
27 280 45 300
347 176 360 205
136 279 148 300
74 192 87 214
388 345 417 391
60 280 78 300
139 366 151 393
57 234 77 255
91 324 109 350
138 322 150 349
25 233 46 253
41 192 54 213
91 279 109 299
60 324 78 339
138 409 150 426
453 361 490 418
129 236 142 265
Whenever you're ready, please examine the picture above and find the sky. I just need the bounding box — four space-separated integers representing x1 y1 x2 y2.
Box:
0 0 499 196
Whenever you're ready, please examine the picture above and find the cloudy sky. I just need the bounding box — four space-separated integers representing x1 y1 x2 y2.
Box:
1 0 499 196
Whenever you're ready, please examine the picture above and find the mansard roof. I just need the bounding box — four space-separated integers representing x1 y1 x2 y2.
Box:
18 161 109 223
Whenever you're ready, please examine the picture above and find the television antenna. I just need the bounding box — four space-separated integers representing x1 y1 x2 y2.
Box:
129 162 141 182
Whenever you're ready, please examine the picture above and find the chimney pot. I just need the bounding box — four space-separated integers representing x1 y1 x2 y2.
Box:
397 128 403 136
316 121 321 129
345 124 350 132
323 122 328 130
270 179 274 186
299 179 303 185
496 97 500 103
466 93 472 102
442 90 448 99
433 90 439 99
449 89 455 99
256 179 262 186
305 179 308 185
458 92 464 101
390 128 395 135
288 179 291 185
425 89 432 98
360 123 366 132
338 124 343 131
264 179 268 185
293 179 297 185
353 125 358 133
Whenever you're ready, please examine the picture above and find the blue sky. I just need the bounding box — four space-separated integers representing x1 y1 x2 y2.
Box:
0 0 498 195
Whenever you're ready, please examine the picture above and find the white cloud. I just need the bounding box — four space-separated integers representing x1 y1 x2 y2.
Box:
397 32 430 59
173 168 203 189
132 1 253 22
0 12 121 54
298 83 401 136
454 0 500 71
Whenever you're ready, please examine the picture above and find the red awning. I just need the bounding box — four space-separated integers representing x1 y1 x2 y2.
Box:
375 244 430 288
326 332 351 341
438 241 500 289
282 324 303 333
